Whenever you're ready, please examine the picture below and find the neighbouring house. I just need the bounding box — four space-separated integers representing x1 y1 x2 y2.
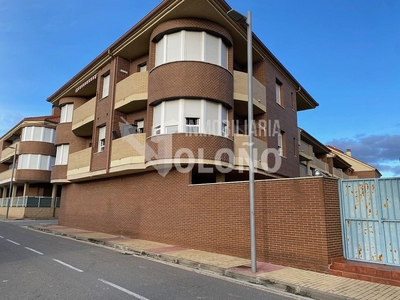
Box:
327 145 381 178
0 114 61 219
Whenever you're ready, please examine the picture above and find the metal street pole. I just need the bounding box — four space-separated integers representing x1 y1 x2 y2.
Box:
6 145 17 219
227 9 257 273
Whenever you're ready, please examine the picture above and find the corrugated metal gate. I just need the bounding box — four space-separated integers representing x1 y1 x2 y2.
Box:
340 178 400 266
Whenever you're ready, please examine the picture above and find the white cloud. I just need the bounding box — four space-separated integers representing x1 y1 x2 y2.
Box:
327 134 400 177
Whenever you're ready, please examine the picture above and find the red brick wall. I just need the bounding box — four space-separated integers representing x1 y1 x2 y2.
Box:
19 141 56 156
148 61 233 108
354 170 381 178
265 58 300 178
59 172 342 272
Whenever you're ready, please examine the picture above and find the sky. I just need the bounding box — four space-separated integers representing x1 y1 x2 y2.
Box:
0 0 399 177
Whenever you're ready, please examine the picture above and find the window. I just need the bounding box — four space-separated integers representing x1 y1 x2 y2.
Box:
139 63 147 72
155 31 228 68
60 104 74 123
186 118 200 133
154 125 161 135
17 154 55 171
21 127 55 143
102 74 110 98
276 79 283 106
278 131 285 156
98 126 106 152
55 144 69 165
136 120 144 133
222 122 228 137
152 99 228 136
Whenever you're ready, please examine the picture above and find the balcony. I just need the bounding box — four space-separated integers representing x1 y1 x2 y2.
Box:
300 164 309 176
1 142 20 163
0 169 12 185
313 157 330 173
233 134 270 171
333 167 349 179
110 134 146 171
299 141 313 161
114 72 148 113
233 71 266 116
72 97 96 137
67 147 92 178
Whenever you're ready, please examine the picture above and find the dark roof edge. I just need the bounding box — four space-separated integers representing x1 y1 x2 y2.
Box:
47 0 318 108
46 0 168 103
299 128 329 153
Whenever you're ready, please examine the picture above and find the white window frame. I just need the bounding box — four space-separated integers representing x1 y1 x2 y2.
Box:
276 80 283 106
17 154 55 171
155 30 228 68
152 99 228 137
21 126 55 143
55 144 69 165
102 74 110 98
278 131 285 156
139 63 147 72
98 126 106 152
185 117 200 133
136 120 144 133
60 103 74 123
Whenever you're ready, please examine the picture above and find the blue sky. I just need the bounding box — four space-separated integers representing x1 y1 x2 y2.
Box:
0 0 399 176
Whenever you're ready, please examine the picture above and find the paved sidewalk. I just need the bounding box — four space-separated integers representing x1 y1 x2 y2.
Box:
29 224 400 300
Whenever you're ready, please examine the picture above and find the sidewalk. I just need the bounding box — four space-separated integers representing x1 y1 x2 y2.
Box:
29 224 400 300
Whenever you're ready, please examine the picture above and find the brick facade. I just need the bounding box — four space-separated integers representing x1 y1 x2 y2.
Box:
59 172 342 273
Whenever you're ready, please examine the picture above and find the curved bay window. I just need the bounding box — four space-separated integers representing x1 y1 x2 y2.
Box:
152 99 228 137
155 31 228 68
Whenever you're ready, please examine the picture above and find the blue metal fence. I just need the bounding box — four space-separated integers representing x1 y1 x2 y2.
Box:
340 178 400 266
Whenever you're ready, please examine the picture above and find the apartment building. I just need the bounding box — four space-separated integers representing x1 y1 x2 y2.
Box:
299 128 352 179
47 0 318 183
298 129 381 179
41 0 355 270
0 115 60 218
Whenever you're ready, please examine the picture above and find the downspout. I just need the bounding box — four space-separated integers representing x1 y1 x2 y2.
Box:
105 50 117 174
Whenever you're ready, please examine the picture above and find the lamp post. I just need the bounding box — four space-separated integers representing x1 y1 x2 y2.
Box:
5 145 17 219
227 9 256 273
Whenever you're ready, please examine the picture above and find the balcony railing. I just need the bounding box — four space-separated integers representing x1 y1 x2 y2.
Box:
333 167 349 179
313 157 329 172
300 164 309 176
299 141 313 160
67 147 92 176
0 169 13 184
114 72 148 113
233 71 266 114
72 97 96 136
0 196 53 208
233 134 269 171
1 142 20 162
110 134 146 169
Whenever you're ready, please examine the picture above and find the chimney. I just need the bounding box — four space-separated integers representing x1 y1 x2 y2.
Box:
346 149 352 157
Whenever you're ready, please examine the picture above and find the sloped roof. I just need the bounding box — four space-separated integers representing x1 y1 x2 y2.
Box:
0 115 59 141
327 145 382 176
46 0 318 110
23 115 60 124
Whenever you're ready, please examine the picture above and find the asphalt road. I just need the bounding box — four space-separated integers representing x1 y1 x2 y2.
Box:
0 220 307 300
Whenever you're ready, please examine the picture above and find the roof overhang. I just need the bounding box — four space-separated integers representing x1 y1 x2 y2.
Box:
46 0 318 111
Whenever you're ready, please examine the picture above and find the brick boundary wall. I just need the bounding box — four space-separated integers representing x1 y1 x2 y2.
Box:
59 171 343 273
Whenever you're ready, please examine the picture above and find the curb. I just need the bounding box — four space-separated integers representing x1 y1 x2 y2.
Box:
29 225 353 300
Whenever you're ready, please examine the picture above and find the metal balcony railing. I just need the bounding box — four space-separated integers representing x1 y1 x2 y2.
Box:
0 196 54 208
